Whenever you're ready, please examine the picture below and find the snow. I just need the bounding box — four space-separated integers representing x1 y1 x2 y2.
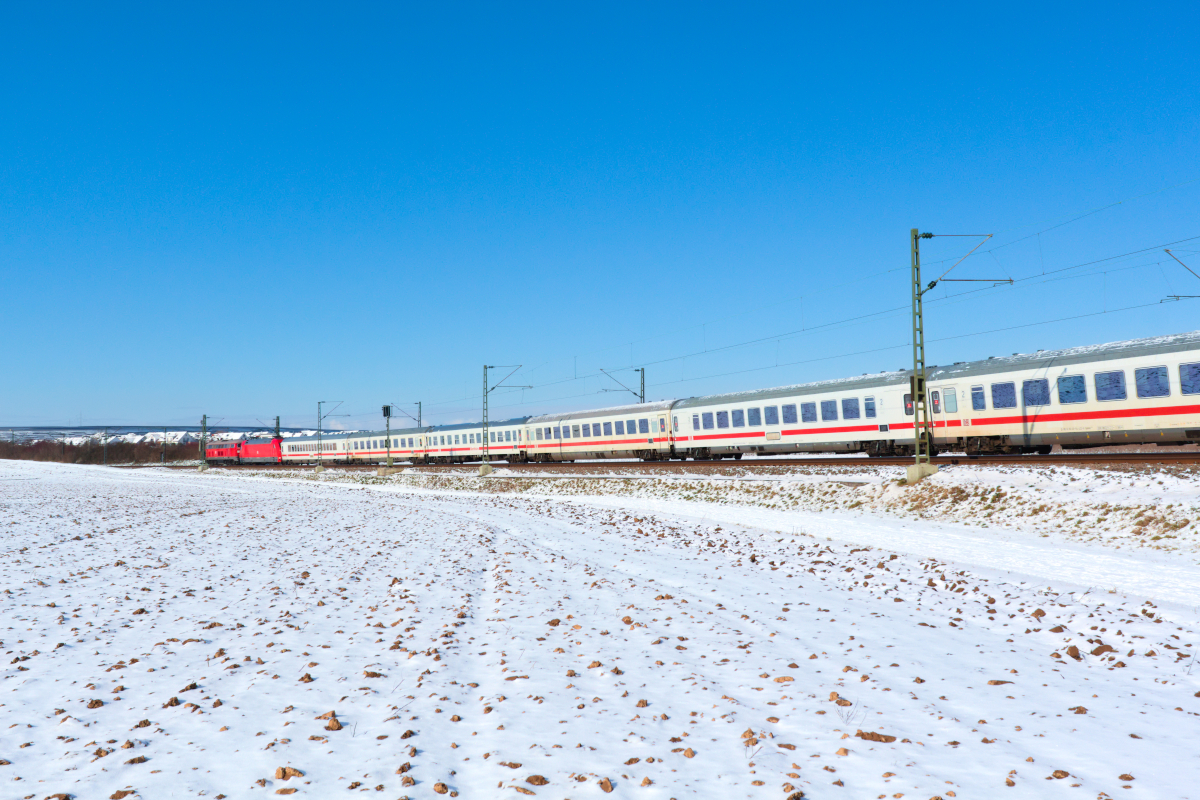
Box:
3 459 1199 799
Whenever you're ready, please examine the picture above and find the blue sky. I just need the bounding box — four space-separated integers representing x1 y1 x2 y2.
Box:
2 3 1198 430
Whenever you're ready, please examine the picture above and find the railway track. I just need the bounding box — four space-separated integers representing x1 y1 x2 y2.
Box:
148 450 1200 471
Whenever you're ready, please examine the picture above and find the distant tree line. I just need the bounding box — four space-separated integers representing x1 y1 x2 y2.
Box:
0 439 201 464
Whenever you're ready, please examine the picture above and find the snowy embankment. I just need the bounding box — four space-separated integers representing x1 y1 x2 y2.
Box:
2 460 1199 799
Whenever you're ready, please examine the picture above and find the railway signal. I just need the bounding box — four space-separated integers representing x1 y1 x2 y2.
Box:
382 405 393 467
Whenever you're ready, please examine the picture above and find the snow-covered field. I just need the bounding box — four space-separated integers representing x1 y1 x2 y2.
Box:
3 460 1199 799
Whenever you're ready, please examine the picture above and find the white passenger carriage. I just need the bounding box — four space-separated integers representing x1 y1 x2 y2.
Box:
526 401 675 461
276 331 1200 464
925 331 1200 454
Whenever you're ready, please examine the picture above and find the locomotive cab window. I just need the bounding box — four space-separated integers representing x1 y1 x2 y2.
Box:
1135 366 1170 398
801 402 816 423
1095 370 1127 402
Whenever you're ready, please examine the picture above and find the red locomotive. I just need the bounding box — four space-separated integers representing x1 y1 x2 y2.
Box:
204 437 283 464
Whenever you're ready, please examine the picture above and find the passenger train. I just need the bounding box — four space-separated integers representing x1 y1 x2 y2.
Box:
205 331 1200 465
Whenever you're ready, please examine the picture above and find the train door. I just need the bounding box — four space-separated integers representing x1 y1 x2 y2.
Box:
656 415 669 455
929 385 959 445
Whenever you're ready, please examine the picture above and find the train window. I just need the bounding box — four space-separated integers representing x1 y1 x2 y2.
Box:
604 421 613 436
627 418 637 433
782 404 798 424
731 409 745 427
764 406 779 425
943 391 957 413
702 412 714 429
506 430 513 442
615 420 625 435
582 423 591 437
691 415 700 431
864 397 876 418
1022 381 1051 407
801 402 816 423
1095 370 1127 402
903 393 914 415
991 382 1017 409
930 391 941 413
1135 366 1170 398
659 418 666 433
672 416 678 432
638 419 650 434
490 431 496 442
553 427 560 439
1060 376 1089 402
1181 362 1200 395
820 400 837 421
571 425 580 438
545 427 552 439
1022 380 1050 407
971 386 985 411
843 398 860 419
535 428 542 440
716 411 729 428
747 408 761 426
